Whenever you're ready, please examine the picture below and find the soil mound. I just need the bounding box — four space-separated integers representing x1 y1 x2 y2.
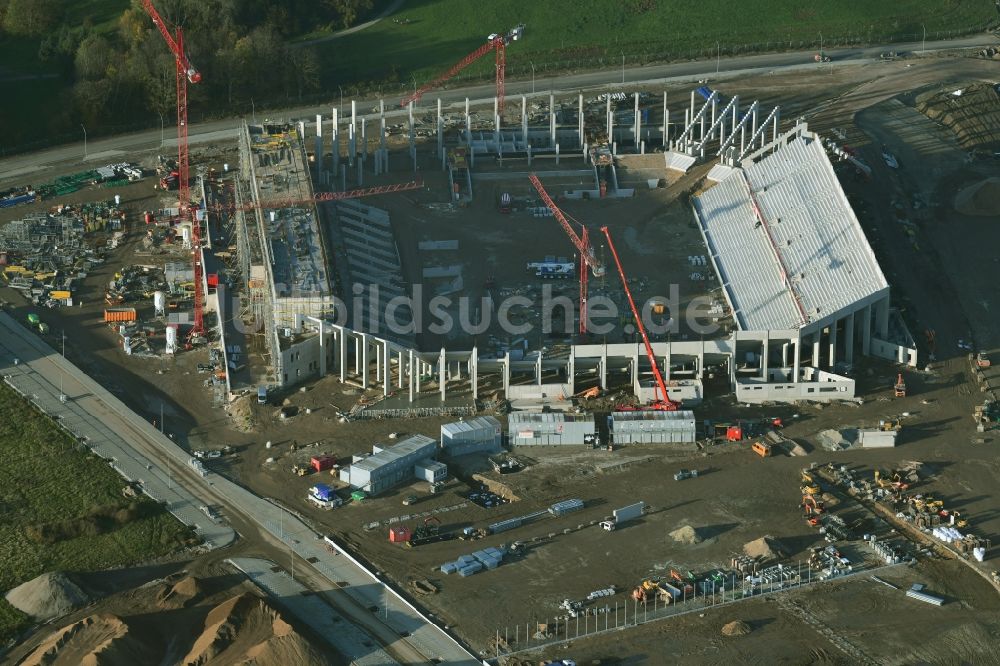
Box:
669 525 702 545
156 575 203 609
721 619 752 637
182 592 331 666
954 178 1000 217
5 572 90 621
21 613 152 666
743 535 787 561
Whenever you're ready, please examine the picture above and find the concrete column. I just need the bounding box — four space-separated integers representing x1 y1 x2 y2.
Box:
354 335 361 375
470 346 478 400
314 114 323 181
437 98 443 160
339 329 347 382
360 117 368 160
348 124 356 168
664 343 671 381
374 339 381 386
697 348 705 380
862 304 872 356
606 94 612 139
521 96 528 146
331 107 339 177
397 350 405 389
555 143 560 165
535 351 542 385
829 321 838 368
761 333 769 379
361 334 369 389
567 353 575 396
876 297 889 338
415 358 421 392
600 344 608 389
781 342 789 368
633 92 640 147
549 93 556 146
812 332 821 368
439 348 446 401
793 336 801 382
845 311 855 363
318 323 326 377
408 350 414 402
578 94 584 147
383 341 391 396
503 352 511 393
662 91 668 147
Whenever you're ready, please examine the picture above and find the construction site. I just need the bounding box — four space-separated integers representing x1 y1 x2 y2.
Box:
2 8 1000 665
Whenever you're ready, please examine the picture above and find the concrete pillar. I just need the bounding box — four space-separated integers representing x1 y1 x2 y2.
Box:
521 96 528 146
812 332 821 368
631 347 640 394
845 311 855 363
416 358 422 392
829 321 838 368
331 107 339 177
606 93 612 140
600 344 608 389
862 305 872 356
697 348 705 380
437 98 443 159
662 91 668 147
781 342 789 368
664 343 671 381
354 335 360 375
578 94 584 147
633 92 640 147
318 323 327 377
314 114 323 181
876 297 889 338
339 329 347 382
360 117 368 159
398 350 405 389
374 338 381 386
567 353 575 396
503 352 511 393
361 334 369 389
549 93 556 145
408 350 414 402
383 341 391 396
793 336 801 382
439 348 446 401
555 143 560 165
348 124 356 168
761 333 769 379
535 351 542 385
471 346 478 400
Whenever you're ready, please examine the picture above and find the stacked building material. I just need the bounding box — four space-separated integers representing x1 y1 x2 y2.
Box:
440 546 506 576
549 498 584 517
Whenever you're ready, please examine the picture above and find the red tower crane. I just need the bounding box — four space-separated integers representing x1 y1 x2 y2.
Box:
528 174 605 334
401 24 524 111
600 225 680 411
141 0 205 337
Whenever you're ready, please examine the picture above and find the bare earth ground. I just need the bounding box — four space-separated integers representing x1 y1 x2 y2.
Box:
2 53 1000 663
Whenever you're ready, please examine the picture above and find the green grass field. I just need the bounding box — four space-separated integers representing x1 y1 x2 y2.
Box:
316 0 998 91
0 383 192 643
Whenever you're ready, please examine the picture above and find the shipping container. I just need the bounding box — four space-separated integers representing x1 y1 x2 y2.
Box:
49 290 72 300
104 308 137 323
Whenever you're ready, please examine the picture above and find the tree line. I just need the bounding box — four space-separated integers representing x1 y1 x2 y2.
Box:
0 0 374 151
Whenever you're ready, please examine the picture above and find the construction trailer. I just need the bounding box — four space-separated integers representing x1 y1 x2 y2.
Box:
610 410 697 444
509 412 596 446
440 416 503 456
338 434 442 495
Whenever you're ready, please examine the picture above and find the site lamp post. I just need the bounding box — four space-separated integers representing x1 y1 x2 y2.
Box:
157 112 164 145
338 85 343 117
621 51 625 84
251 98 256 124
530 61 535 94
716 41 720 74
921 24 926 53
819 31 823 56
81 124 87 161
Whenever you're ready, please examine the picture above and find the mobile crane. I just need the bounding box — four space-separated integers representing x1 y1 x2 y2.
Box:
600 225 680 411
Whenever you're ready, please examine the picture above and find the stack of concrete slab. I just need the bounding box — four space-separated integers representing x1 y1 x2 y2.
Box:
440 546 506 576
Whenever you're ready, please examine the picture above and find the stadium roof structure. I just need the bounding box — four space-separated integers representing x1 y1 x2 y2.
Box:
693 126 888 333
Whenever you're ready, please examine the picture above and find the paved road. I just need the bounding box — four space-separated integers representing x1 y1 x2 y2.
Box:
229 557 398 666
1 34 996 185
0 311 479 665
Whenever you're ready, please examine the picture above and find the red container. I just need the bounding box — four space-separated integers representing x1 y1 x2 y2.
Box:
389 526 412 543
311 455 335 473
206 273 219 288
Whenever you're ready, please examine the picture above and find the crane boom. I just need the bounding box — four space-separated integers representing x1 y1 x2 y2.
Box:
402 24 523 110
601 225 679 410
217 180 423 215
528 174 602 275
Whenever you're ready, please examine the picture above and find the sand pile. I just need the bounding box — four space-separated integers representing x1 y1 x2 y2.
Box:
21 614 152 666
743 535 787 561
670 525 702 545
721 620 752 637
226 394 257 432
5 572 90 621
954 178 1000 217
182 592 332 666
156 575 203 609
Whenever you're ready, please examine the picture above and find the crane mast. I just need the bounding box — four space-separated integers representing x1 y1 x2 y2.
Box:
600 225 679 411
142 0 204 337
529 174 604 334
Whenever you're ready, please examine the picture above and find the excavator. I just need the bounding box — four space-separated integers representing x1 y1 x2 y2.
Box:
801 470 821 495
802 495 824 525
631 579 672 604
874 468 911 491
601 226 681 411
574 386 601 400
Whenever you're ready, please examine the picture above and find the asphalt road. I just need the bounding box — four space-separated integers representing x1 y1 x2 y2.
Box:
0 34 996 185
0 311 478 665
